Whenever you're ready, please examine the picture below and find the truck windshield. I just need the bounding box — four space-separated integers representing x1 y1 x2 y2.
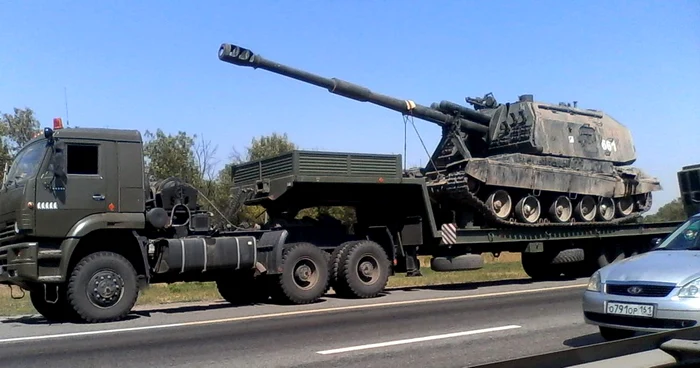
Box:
4 140 47 185
653 216 700 251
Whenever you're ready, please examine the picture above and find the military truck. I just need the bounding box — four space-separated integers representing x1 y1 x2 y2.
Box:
0 40 685 324
0 120 339 323
0 119 681 324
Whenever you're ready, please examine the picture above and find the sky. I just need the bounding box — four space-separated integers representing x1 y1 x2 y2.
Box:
1 0 698 214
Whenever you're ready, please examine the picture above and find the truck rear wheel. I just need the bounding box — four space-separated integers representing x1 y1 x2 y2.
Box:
271 242 329 305
334 240 390 299
67 251 139 323
328 240 361 294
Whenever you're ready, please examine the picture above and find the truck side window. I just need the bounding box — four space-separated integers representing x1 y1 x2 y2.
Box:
66 144 99 175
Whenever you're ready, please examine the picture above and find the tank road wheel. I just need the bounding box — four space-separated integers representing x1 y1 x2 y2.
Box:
615 196 634 217
574 196 597 222
548 196 573 223
334 240 391 299
485 190 512 220
597 197 615 221
66 251 139 323
271 242 329 305
514 195 541 224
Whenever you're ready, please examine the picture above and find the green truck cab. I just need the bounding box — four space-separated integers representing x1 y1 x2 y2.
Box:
0 120 328 323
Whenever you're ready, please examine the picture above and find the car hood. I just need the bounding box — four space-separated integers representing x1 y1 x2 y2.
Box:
601 250 700 286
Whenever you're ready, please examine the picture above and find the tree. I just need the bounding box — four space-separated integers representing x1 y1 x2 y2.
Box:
0 107 41 172
246 133 297 161
644 198 687 222
142 129 201 186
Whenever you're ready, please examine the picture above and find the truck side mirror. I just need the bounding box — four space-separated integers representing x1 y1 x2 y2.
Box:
51 141 67 181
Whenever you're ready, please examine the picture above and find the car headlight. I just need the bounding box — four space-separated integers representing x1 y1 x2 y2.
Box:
679 278 700 298
587 270 602 292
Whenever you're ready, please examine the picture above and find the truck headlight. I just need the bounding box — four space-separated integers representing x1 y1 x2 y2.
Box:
679 278 700 298
587 270 602 292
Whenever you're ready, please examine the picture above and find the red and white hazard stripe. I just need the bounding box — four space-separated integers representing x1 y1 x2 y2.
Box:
441 223 457 244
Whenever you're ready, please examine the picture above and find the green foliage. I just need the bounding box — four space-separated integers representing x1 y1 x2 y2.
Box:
0 107 41 172
143 129 202 187
246 132 297 161
643 197 687 222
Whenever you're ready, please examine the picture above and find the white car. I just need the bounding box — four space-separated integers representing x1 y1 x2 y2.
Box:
582 213 700 340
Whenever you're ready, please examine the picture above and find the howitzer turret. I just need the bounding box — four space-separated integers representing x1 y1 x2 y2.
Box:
219 42 662 227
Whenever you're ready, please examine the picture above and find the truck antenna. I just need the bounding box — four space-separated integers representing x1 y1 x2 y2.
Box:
64 87 70 127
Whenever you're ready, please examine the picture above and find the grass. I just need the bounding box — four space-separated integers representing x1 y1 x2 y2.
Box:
0 252 526 317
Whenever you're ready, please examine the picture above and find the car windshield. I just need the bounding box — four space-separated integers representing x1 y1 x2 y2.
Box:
4 140 47 185
653 216 700 251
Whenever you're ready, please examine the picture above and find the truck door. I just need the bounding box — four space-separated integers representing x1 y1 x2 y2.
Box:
35 139 118 238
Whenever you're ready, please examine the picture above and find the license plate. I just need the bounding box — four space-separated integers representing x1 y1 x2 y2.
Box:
606 301 655 317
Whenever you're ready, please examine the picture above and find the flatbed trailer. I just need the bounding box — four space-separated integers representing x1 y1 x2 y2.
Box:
230 150 682 283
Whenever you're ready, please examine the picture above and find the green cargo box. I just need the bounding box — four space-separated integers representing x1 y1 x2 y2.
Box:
232 150 404 185
231 150 428 207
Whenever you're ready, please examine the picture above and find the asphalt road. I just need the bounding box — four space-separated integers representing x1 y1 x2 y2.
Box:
0 278 602 368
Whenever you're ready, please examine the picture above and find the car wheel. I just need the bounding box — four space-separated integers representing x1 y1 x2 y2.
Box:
599 326 636 341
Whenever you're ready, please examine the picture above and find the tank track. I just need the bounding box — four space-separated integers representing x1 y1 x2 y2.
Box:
441 171 650 228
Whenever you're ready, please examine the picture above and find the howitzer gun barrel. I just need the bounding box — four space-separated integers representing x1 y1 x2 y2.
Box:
218 43 489 135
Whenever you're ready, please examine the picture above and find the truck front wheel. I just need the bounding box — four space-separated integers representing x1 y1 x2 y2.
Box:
66 251 139 323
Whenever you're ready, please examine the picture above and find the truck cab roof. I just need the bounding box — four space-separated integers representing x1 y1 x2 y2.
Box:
51 127 143 143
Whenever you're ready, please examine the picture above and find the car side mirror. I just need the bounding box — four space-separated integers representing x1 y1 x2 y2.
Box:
651 238 662 247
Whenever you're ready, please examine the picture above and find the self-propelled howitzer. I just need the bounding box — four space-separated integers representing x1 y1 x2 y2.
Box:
218 43 661 227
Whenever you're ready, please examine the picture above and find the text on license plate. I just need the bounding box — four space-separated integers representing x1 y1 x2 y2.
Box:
606 302 654 317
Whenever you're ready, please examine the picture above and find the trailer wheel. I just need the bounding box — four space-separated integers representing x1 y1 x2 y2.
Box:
271 242 329 305
66 251 139 323
29 284 80 322
335 240 390 299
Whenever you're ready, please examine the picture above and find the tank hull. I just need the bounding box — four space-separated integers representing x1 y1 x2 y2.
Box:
429 153 659 226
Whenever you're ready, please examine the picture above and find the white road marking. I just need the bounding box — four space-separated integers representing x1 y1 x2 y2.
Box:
316 325 522 355
0 283 584 344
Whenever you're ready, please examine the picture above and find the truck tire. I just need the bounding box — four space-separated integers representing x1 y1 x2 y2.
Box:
29 284 79 322
216 270 269 306
328 240 361 294
66 251 139 323
430 254 484 272
271 242 329 305
550 248 585 264
334 240 390 299
522 248 586 280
